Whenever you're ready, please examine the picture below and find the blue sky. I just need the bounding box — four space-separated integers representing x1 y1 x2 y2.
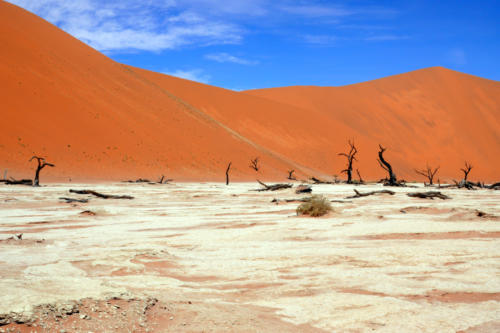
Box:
8 0 500 90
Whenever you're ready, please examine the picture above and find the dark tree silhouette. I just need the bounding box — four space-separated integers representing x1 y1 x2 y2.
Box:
356 169 364 183
287 169 296 180
415 165 440 185
377 145 397 185
30 156 54 186
461 162 473 181
338 140 358 184
225 162 232 185
249 157 259 171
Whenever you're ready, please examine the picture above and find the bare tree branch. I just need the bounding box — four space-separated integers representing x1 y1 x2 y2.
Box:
338 140 358 184
225 162 232 185
29 156 55 186
249 157 259 171
377 145 397 185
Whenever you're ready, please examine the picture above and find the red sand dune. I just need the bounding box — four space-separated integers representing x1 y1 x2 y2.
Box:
1 1 499 182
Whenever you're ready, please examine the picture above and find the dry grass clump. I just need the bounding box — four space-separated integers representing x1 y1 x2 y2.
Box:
296 195 332 217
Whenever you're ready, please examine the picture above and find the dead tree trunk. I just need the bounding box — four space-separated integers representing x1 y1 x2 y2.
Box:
287 170 296 180
356 169 364 183
226 162 232 185
415 165 440 185
377 145 397 186
461 162 473 182
30 156 55 187
249 157 259 171
338 140 358 184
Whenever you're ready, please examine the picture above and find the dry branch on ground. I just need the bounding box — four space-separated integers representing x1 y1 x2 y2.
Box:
345 189 395 199
256 180 292 191
310 177 334 184
1 178 33 186
407 191 451 200
295 185 312 194
69 189 134 199
59 197 89 203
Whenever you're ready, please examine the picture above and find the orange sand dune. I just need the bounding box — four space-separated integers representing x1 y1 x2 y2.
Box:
246 69 500 182
1 1 499 182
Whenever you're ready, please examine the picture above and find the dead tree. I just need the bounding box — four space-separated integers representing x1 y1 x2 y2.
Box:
29 156 55 186
225 162 232 185
249 157 259 171
338 140 358 184
461 162 473 182
287 170 296 180
377 145 397 186
356 169 364 183
157 175 173 184
415 165 440 185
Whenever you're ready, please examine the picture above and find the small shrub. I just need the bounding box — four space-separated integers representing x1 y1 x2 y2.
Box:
296 195 332 217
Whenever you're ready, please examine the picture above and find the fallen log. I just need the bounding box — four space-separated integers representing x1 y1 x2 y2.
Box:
271 198 310 203
272 198 351 204
345 189 395 199
69 189 134 199
310 177 334 184
295 185 312 194
486 182 500 190
123 178 151 183
256 180 292 191
407 191 451 200
59 197 89 203
4 179 33 186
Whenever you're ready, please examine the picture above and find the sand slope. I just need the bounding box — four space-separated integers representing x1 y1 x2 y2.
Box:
1 1 499 182
246 68 500 182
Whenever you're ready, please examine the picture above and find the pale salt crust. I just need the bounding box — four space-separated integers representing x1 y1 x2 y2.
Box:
0 182 499 331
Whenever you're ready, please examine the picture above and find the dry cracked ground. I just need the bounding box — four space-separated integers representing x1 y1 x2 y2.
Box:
0 182 499 332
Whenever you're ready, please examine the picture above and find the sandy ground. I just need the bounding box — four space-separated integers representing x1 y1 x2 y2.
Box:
0 182 499 332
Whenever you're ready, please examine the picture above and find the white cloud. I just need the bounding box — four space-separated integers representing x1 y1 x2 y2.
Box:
7 0 399 52
7 0 241 52
205 53 258 65
163 69 211 84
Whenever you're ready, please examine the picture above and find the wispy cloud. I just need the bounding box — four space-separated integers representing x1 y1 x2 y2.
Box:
7 0 241 52
162 69 211 84
8 0 400 52
205 53 258 65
